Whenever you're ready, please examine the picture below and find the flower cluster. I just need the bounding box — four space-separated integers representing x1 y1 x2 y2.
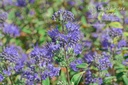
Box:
3 23 20 37
0 1 128 84
70 59 83 71
85 69 103 85
0 45 26 81
52 9 75 22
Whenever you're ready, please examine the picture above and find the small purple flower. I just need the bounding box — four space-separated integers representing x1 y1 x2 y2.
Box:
0 10 8 21
102 14 121 22
3 23 20 37
0 74 4 82
16 0 27 7
118 39 127 48
3 70 11 76
29 0 35 4
124 18 128 24
52 9 74 22
41 71 48 80
2 0 13 6
93 78 103 85
122 59 128 66
1 46 22 62
48 28 60 42
108 28 123 38
65 22 79 32
84 52 95 64
85 69 94 84
73 44 82 55
70 59 83 71
84 40 92 48
92 22 105 30
49 67 60 78
67 1 75 6
101 39 111 49
98 57 112 70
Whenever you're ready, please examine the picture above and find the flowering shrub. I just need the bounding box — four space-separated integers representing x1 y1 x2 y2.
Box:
0 0 128 85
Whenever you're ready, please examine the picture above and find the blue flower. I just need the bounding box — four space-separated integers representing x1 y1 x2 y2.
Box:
70 59 83 71
118 39 127 48
122 59 128 66
84 40 92 48
124 18 128 24
98 57 112 70
52 9 74 22
49 66 60 78
65 22 79 32
3 70 11 76
16 0 27 7
48 28 60 42
41 71 48 80
3 23 20 37
84 52 95 64
85 69 94 84
73 44 82 55
29 0 35 4
102 14 121 22
0 74 4 82
0 10 8 21
108 28 123 38
1 46 22 62
85 69 103 85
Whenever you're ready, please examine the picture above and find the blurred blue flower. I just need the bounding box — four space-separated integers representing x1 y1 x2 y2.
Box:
66 22 79 32
52 9 74 22
3 23 20 37
29 0 35 4
1 46 22 62
16 0 27 7
85 69 94 84
122 59 128 66
118 39 127 48
84 51 95 64
73 44 82 55
108 28 123 38
3 70 11 76
98 57 112 70
70 59 83 71
0 74 4 82
124 18 128 24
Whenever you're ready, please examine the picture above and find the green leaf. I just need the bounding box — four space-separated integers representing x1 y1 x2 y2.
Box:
42 77 50 85
76 63 88 69
124 32 128 37
92 83 99 85
109 22 123 29
81 16 87 25
60 71 67 82
104 76 116 84
71 71 85 85
123 75 128 85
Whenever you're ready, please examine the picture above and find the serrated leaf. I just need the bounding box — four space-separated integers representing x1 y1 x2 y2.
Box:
109 22 123 29
42 77 50 85
71 71 85 85
123 75 128 85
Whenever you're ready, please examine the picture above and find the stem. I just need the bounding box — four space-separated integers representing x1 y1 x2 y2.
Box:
64 47 71 85
61 20 71 85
